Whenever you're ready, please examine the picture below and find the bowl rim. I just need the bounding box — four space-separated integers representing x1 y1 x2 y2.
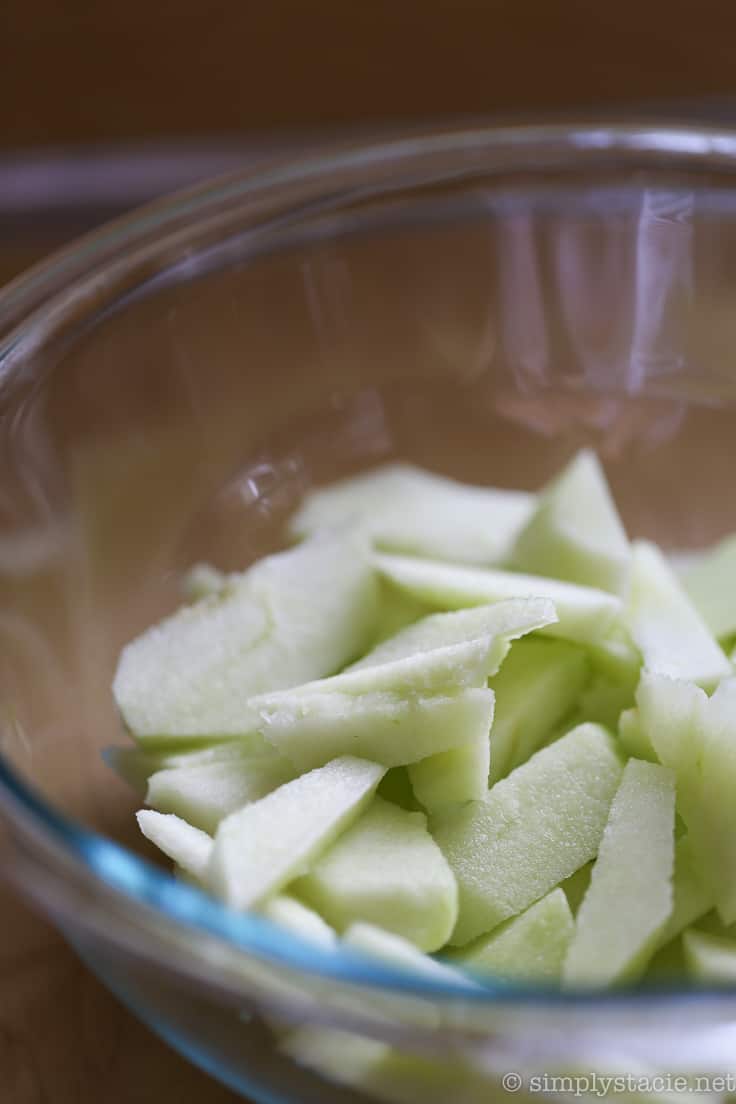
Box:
3 118 736 1009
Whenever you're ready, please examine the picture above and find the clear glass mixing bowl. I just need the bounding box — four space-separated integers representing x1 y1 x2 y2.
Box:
3 123 736 1103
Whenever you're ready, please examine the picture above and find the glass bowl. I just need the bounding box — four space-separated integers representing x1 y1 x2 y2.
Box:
4 122 736 1102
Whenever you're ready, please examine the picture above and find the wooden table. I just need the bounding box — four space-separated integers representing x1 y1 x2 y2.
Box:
1 884 239 1103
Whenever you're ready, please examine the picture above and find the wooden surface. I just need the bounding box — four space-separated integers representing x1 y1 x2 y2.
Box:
3 0 736 147
4 1 736 1100
1 885 239 1103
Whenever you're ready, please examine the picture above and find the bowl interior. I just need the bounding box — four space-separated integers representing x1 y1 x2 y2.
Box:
3 134 736 1000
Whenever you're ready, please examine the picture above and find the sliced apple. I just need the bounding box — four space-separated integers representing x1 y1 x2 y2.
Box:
682 532 736 641
208 756 385 910
638 672 736 925
136 809 213 882
293 797 457 951
625 541 730 690
454 888 574 983
487 637 590 783
261 895 337 948
374 553 622 647
146 752 296 834
290 462 535 566
563 759 675 986
512 450 630 595
113 531 378 742
432 723 624 946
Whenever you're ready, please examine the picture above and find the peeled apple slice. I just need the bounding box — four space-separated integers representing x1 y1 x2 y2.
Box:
282 1025 498 1104
208 757 386 910
250 603 554 766
683 929 736 984
292 797 458 951
512 449 631 595
344 922 470 987
408 726 491 810
638 672 736 924
433 723 624 946
487 637 590 783
374 553 622 647
563 759 676 986
347 600 556 681
454 888 574 983
145 752 296 834
625 541 730 690
252 687 494 773
289 462 535 566
616 707 656 762
261 895 338 948
181 562 227 602
136 809 213 882
654 835 713 950
113 531 378 742
682 533 736 641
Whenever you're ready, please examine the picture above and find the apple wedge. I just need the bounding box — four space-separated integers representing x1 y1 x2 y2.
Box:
637 672 736 925
261 895 338 948
208 756 386 910
113 531 378 742
563 759 675 986
292 797 457 951
374 553 622 647
512 450 631 595
136 809 213 882
433 723 624 946
290 462 535 566
625 541 730 690
146 752 296 834
487 637 590 783
251 601 553 774
454 888 574 983
682 532 736 641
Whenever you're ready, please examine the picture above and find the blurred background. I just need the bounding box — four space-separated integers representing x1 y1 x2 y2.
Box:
3 3 736 1100
4 0 736 288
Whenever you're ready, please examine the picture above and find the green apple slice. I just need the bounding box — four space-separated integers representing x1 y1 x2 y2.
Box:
654 835 713 950
616 707 657 762
682 929 736 984
253 600 549 772
292 797 457 951
681 533 736 641
563 759 675 986
282 1025 497 1104
374 553 622 647
344 922 470 986
146 753 296 834
512 450 630 595
113 531 378 742
348 599 556 680
625 541 730 690
290 462 535 566
252 687 493 773
261 895 337 948
181 562 227 602
208 757 385 910
453 888 574 983
638 672 736 925
408 726 491 810
433 723 624 946
487 637 590 783
136 809 213 882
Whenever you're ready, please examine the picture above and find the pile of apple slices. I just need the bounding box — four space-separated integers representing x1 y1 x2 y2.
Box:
109 450 736 990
